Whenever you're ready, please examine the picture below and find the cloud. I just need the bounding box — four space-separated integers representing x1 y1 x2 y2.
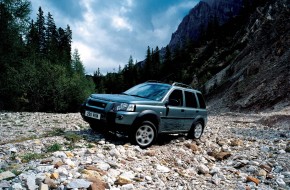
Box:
29 0 198 75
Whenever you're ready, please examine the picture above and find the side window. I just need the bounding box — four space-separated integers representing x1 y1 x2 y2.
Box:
185 91 198 108
196 93 206 109
168 90 183 106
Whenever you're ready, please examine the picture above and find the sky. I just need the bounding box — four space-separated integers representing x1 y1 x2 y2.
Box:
29 0 198 75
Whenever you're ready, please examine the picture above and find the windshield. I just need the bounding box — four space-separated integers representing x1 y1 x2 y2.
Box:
123 83 171 101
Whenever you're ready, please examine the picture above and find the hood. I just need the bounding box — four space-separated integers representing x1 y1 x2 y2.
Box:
90 94 158 104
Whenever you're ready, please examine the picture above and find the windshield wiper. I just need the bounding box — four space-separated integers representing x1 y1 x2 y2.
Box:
130 94 146 98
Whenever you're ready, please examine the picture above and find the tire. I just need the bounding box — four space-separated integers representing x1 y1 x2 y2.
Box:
130 121 157 148
188 121 204 139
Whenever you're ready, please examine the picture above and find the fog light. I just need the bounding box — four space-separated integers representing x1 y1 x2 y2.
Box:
117 115 124 120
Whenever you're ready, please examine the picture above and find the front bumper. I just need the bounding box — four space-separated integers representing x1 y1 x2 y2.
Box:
80 106 138 132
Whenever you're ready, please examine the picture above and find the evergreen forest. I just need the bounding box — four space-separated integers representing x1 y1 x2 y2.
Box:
0 0 94 112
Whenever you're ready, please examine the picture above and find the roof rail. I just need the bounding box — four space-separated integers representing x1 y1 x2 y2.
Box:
172 82 193 89
145 80 163 83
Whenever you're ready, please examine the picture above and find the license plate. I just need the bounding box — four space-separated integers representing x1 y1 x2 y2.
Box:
85 111 101 120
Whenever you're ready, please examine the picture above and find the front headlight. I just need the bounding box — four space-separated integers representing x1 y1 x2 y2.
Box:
113 103 135 112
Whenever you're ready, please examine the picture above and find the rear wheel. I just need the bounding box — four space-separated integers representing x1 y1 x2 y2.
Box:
188 121 204 139
130 121 157 148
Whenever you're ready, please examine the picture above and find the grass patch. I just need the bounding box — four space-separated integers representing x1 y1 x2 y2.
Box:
46 143 62 152
87 143 95 148
21 153 45 163
64 132 82 143
46 128 65 137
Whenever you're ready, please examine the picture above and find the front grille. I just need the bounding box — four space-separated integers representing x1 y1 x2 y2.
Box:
87 99 107 108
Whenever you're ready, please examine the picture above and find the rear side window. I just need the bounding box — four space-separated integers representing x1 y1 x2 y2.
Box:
196 93 206 109
185 91 198 108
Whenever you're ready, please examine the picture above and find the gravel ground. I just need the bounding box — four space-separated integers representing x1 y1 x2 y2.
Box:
0 107 289 190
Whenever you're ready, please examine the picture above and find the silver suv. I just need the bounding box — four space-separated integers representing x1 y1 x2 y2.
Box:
80 82 207 148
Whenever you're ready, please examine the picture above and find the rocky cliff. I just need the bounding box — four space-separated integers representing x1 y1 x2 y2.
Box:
168 0 243 50
166 0 289 112
204 0 290 111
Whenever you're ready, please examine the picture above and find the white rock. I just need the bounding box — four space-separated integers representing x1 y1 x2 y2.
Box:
121 184 134 190
12 183 23 190
197 164 209 174
53 151 67 158
97 162 111 171
145 176 152 181
120 171 135 180
278 149 286 154
9 147 17 153
156 164 170 173
67 179 91 189
0 171 16 180
276 178 286 187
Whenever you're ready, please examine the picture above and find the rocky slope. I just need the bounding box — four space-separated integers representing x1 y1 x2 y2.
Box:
0 109 289 190
204 0 290 111
169 0 243 50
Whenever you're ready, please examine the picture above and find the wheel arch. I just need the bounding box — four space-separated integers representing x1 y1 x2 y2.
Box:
132 110 160 131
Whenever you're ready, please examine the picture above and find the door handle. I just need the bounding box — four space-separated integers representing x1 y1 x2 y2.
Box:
181 109 184 112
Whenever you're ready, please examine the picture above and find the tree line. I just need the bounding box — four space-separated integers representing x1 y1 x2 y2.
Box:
0 0 94 112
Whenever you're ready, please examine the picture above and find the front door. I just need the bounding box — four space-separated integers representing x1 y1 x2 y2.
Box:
160 89 186 132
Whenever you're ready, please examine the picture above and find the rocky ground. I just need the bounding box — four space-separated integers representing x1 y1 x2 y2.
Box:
0 107 290 190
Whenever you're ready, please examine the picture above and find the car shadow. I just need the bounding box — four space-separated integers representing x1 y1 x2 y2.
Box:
65 128 189 147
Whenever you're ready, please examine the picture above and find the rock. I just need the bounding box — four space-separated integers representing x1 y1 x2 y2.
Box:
230 139 243 146
50 172 59 179
115 176 132 185
273 165 283 173
0 171 16 180
39 183 49 190
185 142 199 152
155 164 170 173
9 147 17 153
257 169 267 177
208 151 231 161
12 183 23 190
36 165 54 172
0 180 10 189
44 177 58 188
24 175 38 190
197 164 209 175
144 150 156 156
246 176 260 185
246 166 257 174
217 140 227 146
67 179 91 189
259 164 272 173
89 182 106 190
54 161 64 168
121 183 134 190
97 162 111 171
211 174 220 185
276 178 286 187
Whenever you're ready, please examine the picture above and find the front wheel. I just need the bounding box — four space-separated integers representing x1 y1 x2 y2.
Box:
130 121 157 148
188 121 204 139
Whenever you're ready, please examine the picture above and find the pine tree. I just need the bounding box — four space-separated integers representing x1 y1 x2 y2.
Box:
72 49 85 75
35 7 46 55
45 12 58 63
